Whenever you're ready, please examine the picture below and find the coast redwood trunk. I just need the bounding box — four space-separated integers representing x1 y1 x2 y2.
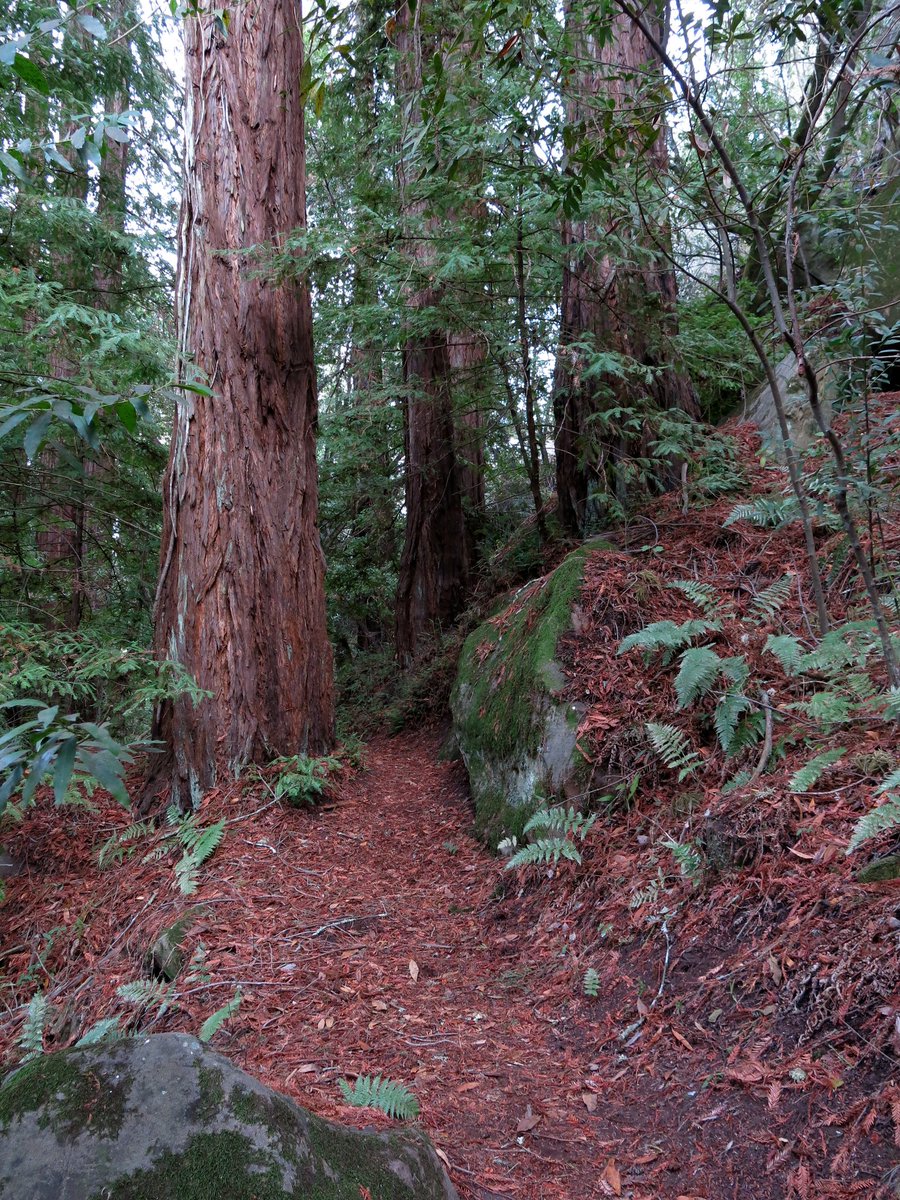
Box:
553 0 696 536
149 0 333 809
394 0 471 663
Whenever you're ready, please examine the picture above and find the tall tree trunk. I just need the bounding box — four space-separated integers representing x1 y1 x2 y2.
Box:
148 0 333 809
394 0 472 664
553 0 696 536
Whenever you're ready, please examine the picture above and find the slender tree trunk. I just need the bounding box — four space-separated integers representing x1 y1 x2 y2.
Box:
553 0 696 536
148 0 333 809
394 0 472 663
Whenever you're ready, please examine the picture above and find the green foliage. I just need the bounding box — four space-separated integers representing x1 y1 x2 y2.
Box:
18 992 47 1063
583 967 600 997
765 634 804 676
788 749 846 793
505 805 597 870
618 618 720 664
646 723 700 780
169 812 226 897
749 574 793 622
272 754 341 807
198 990 242 1044
0 701 133 814
847 798 900 854
338 1075 420 1120
666 580 720 617
96 821 154 870
674 645 722 709
661 837 703 882
724 498 799 529
74 1017 122 1048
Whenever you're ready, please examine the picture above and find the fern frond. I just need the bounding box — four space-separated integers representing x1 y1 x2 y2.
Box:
75 1017 121 1047
198 990 242 1043
847 798 900 854
618 618 719 663
583 968 600 997
876 767 900 795
675 645 721 709
338 1074 419 1120
646 723 700 779
97 821 153 870
749 574 793 622
789 749 846 793
714 692 752 754
523 806 595 840
505 838 584 870
721 768 752 795
720 655 750 688
116 979 170 1007
765 634 804 676
724 497 798 528
19 993 48 1063
661 837 703 881
667 581 721 617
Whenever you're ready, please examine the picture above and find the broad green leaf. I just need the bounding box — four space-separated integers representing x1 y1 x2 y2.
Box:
53 736 78 805
0 150 24 180
77 13 108 38
12 54 50 96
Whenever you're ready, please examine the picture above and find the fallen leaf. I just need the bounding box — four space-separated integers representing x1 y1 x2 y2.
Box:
581 1091 598 1113
371 999 388 1011
603 1158 622 1195
516 1106 542 1133
434 1148 451 1168
409 960 419 983
671 1029 693 1051
458 1081 479 1093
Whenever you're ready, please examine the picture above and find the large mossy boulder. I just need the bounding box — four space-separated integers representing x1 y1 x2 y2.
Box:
451 546 592 846
0 1033 457 1200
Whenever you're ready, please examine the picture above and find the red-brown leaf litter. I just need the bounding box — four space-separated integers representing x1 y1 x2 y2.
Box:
1 415 899 1199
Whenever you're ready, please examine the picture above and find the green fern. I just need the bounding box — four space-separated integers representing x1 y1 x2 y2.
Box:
174 818 226 896
876 767 900 795
749 574 793 622
505 838 584 869
765 634 804 676
75 1017 122 1047
788 749 846 793
847 797 900 854
583 968 600 997
19 993 48 1063
618 618 720 664
646 722 700 780
714 692 753 754
724 497 798 528
675 645 721 709
667 580 721 617
721 768 753 794
116 979 172 1009
97 821 154 870
505 806 596 870
338 1075 419 1120
661 837 703 881
198 990 242 1043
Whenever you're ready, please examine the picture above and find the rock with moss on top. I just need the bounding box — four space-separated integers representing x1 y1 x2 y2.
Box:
0 1033 457 1200
451 544 603 847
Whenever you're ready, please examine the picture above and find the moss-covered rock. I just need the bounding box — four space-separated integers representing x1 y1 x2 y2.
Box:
451 546 596 845
0 1034 457 1200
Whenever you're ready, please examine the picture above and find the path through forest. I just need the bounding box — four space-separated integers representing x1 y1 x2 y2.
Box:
3 728 884 1199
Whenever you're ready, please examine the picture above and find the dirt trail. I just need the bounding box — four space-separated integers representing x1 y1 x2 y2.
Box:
223 732 608 1199
2 729 892 1198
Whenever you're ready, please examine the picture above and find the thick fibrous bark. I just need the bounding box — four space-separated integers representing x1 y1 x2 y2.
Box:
394 0 472 663
553 0 696 536
151 1 333 808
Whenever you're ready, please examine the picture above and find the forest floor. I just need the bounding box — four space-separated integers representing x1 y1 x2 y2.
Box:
1 415 899 1198
0 723 897 1199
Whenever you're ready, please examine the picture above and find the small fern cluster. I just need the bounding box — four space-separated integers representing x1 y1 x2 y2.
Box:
272 753 342 807
505 805 596 870
848 767 900 853
338 1075 419 1120
168 807 226 896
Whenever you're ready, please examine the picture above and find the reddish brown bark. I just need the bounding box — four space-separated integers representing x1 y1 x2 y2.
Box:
394 1 472 664
149 1 333 808
553 0 696 536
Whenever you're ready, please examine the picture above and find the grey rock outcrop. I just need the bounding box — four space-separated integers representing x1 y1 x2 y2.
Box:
0 1033 457 1200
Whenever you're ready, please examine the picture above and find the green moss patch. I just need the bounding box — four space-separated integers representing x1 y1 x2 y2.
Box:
0 1050 132 1141
452 545 595 844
